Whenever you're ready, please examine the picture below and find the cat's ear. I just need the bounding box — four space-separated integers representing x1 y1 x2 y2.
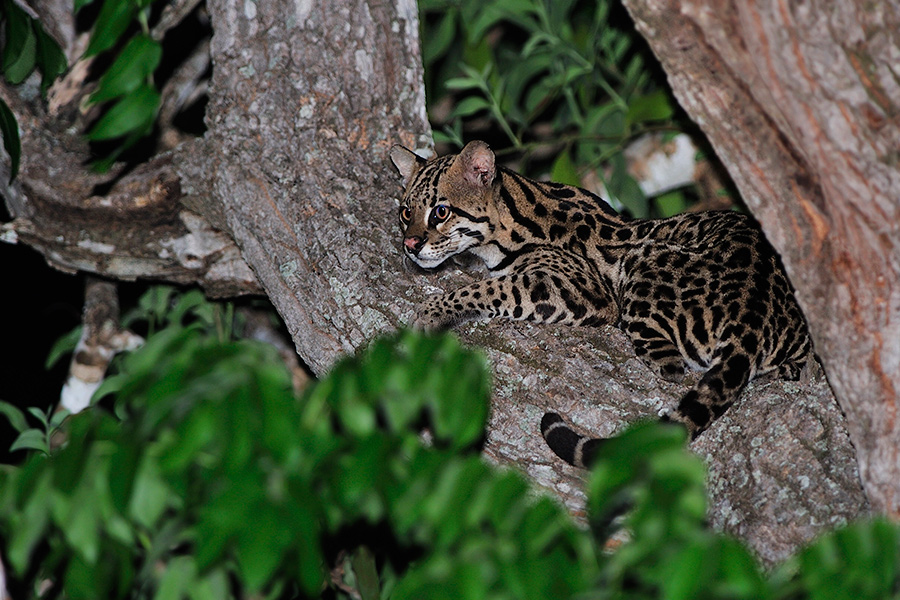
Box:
390 145 426 186
455 140 496 189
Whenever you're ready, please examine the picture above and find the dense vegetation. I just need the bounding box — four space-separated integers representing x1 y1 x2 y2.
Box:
1 288 898 598
419 0 708 217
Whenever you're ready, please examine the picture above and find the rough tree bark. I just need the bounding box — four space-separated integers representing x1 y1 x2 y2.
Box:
0 0 879 563
621 0 900 518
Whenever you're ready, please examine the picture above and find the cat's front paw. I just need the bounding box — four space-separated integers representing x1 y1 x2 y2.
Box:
410 311 448 332
409 291 486 331
409 296 455 331
410 296 479 331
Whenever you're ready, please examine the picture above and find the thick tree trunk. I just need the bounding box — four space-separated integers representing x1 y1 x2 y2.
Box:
176 0 432 374
0 0 875 562
622 0 900 517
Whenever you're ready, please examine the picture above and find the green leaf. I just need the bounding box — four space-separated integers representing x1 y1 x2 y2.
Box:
615 173 648 219
504 53 553 115
46 325 83 370
586 103 626 138
63 552 102 600
794 518 900 600
92 372 128 408
153 556 196 600
0 400 28 433
7 468 52 572
86 83 160 141
1 1 36 81
50 408 70 429
63 469 104 564
444 76 482 91
188 568 229 600
626 89 675 125
422 11 457 64
128 453 170 528
168 289 215 327
660 538 708 600
0 98 21 182
427 353 490 448
3 17 37 85
654 190 688 218
587 421 693 523
75 0 98 11
85 0 138 57
350 546 381 600
431 129 457 146
27 406 49 428
334 376 377 437
714 538 767 597
126 284 176 328
467 4 509 43
10 428 48 454
290 497 326 594
34 25 67 94
235 503 291 591
107 441 140 514
550 149 580 187
90 34 161 104
606 153 647 218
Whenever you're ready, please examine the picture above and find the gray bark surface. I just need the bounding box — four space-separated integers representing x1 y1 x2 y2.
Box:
0 0 872 562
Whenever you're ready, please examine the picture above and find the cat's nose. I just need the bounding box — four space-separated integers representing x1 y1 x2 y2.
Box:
404 236 424 254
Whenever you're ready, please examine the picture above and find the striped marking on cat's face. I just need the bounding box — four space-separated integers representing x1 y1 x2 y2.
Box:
392 145 495 269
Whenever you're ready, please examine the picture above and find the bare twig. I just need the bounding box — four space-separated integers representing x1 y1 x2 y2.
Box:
158 38 211 150
152 0 206 40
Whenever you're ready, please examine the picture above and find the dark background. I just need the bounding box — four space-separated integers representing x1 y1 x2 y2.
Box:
1 203 83 463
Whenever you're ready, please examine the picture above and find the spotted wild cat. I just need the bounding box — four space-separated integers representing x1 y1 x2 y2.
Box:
390 140 811 467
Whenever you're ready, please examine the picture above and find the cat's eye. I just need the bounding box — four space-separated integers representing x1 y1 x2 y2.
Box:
399 207 411 223
432 205 450 223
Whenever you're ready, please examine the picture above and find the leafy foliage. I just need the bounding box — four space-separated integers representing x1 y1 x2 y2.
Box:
0 295 600 598
0 286 239 458
0 0 66 90
778 519 900 600
80 0 164 170
0 0 67 181
1 0 211 177
588 423 768 599
0 0 165 175
118 285 237 340
0 403 69 455
1 289 898 598
420 0 686 217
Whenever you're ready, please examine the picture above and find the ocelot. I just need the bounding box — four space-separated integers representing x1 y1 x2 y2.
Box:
390 140 811 467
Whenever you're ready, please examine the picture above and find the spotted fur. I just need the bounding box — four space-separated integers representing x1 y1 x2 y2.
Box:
390 141 811 466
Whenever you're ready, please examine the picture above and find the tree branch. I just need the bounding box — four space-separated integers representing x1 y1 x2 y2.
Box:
0 81 261 296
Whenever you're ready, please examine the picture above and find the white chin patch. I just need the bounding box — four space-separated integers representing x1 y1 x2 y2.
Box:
408 253 447 269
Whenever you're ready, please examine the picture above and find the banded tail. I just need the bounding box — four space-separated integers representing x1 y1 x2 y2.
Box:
540 413 607 468
541 351 772 467
541 408 699 468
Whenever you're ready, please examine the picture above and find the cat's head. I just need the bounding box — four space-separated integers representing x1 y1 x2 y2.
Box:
390 140 498 269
